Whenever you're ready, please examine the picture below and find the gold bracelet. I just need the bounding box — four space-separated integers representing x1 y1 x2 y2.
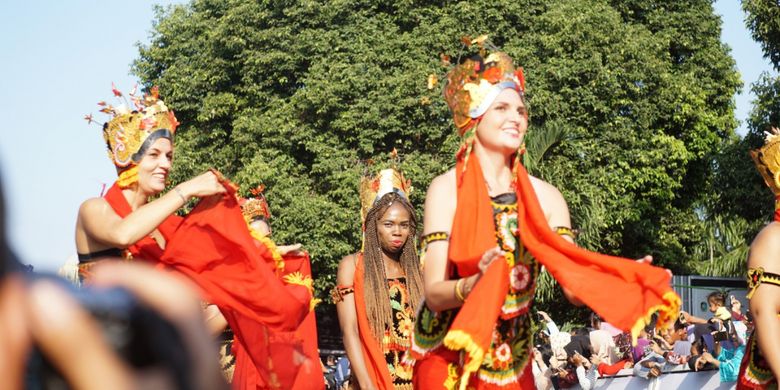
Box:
454 278 466 302
173 187 188 203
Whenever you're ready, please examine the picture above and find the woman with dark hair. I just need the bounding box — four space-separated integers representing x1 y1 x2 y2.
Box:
0 167 225 389
738 128 780 389
76 86 313 390
408 40 680 389
334 168 423 389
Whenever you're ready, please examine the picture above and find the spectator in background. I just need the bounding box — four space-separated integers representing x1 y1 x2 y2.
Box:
334 354 351 389
588 312 619 365
729 295 747 323
538 311 560 337
702 315 746 383
633 340 667 380
532 346 554 390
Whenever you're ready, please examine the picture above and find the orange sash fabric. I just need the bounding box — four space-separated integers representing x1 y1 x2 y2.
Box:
283 253 325 390
103 182 312 389
444 156 680 381
103 183 183 261
353 253 396 389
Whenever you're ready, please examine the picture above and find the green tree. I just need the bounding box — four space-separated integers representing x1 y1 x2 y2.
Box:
133 0 740 331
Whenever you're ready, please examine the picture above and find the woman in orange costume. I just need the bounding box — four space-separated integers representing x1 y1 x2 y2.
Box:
334 168 423 390
409 40 680 390
77 85 313 390
237 186 325 390
738 128 780 389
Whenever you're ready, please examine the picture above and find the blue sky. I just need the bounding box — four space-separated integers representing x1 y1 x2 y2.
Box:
0 1 776 271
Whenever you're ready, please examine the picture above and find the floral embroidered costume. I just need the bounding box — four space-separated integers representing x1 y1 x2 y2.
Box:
409 42 680 390
333 168 418 390
83 86 313 390
738 129 780 390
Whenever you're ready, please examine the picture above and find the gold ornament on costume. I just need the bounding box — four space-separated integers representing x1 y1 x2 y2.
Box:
359 168 413 225
240 185 272 223
85 84 179 188
751 127 780 196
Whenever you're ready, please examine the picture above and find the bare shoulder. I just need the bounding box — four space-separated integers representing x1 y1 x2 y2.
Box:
427 168 457 197
424 168 457 233
529 175 570 226
749 222 780 271
336 253 359 285
78 197 111 219
529 176 565 204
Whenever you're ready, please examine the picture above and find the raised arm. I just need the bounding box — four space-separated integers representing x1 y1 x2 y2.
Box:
748 222 780 379
334 254 375 390
77 171 225 249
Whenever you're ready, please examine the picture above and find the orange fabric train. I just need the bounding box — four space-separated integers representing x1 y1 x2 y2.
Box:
353 253 396 389
444 155 680 381
103 182 312 389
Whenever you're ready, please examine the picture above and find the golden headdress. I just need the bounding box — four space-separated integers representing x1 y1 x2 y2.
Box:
444 51 525 135
750 128 780 196
359 168 413 225
437 36 527 174
85 84 179 188
240 185 272 222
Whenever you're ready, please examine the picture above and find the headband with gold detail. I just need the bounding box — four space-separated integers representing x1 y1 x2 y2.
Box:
240 185 272 223
85 84 179 188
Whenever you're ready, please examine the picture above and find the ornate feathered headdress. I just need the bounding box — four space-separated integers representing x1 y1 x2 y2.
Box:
359 168 412 225
85 84 179 188
434 35 527 172
750 128 780 221
240 185 272 223
751 128 780 196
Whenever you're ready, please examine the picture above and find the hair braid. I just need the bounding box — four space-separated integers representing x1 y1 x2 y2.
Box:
362 192 423 340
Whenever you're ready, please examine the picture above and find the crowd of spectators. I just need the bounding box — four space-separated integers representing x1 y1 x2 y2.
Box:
530 291 751 389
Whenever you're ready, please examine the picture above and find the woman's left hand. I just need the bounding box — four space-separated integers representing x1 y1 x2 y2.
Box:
277 243 303 256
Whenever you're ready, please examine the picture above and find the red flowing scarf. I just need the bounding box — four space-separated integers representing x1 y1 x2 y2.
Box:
103 182 312 389
353 253 396 389
443 156 681 380
774 196 780 222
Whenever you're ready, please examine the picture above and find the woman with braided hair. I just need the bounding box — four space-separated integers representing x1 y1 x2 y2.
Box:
334 169 423 390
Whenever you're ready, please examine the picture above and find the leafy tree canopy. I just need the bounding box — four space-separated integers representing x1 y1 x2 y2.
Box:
134 0 740 329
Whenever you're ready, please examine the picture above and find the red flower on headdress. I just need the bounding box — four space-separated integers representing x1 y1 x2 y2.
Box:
482 67 502 84
111 82 122 97
515 68 526 92
250 184 266 196
140 117 156 130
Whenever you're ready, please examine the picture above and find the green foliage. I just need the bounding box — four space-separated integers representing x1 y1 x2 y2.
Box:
133 0 740 327
743 0 780 69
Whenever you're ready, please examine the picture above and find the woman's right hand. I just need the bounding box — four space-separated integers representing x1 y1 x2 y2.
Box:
178 171 227 200
478 247 505 274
